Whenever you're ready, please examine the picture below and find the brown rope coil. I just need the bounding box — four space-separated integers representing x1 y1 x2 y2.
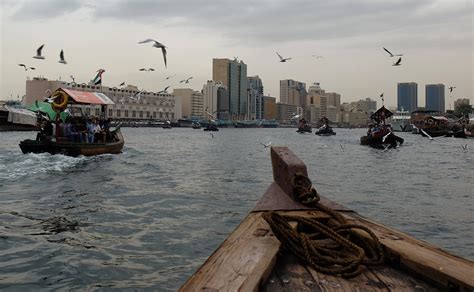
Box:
262 173 384 278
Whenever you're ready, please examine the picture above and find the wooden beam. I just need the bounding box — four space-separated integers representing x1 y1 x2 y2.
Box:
270 147 307 198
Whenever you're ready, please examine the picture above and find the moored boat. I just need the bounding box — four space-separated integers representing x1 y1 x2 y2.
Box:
389 109 412 132
361 106 404 149
180 147 474 291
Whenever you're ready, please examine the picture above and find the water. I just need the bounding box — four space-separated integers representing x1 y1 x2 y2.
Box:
0 128 472 290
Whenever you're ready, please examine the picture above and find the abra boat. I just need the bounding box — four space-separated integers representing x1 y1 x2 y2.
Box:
181 147 473 291
191 122 201 129
361 106 403 149
19 88 124 157
315 117 336 136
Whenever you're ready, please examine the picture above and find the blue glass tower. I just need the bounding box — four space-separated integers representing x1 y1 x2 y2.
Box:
425 84 445 113
397 83 418 112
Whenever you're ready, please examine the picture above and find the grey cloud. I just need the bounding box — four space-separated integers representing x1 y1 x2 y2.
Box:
11 0 83 20
89 0 471 44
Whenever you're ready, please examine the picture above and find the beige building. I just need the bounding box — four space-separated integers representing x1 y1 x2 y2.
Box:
263 96 277 120
306 82 341 123
276 103 297 124
25 77 177 121
173 88 203 119
280 79 306 107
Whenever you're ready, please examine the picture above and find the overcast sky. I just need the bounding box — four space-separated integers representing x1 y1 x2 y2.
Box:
1 0 472 108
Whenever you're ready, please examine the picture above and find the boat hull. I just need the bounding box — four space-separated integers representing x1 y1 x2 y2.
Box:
19 131 124 157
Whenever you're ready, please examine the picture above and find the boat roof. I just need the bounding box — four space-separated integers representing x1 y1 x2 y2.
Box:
58 88 114 105
370 106 393 122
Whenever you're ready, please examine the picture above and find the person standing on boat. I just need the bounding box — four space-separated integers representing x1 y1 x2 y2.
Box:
86 118 96 143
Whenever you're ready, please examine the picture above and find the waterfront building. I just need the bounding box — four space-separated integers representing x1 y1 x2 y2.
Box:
354 98 377 113
280 79 306 107
248 76 264 120
397 82 418 112
425 84 445 113
25 77 176 121
263 96 277 120
212 58 248 119
305 82 341 123
173 88 203 119
202 80 229 120
276 103 297 124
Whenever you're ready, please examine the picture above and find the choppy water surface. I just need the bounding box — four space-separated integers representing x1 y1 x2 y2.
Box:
0 128 472 290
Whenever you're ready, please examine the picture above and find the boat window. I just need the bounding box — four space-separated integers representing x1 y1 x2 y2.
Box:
116 110 121 117
124 110 128 117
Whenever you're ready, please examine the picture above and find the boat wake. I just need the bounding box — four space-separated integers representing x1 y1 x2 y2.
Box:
0 151 88 180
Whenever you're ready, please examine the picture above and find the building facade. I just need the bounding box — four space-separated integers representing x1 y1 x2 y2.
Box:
305 82 341 123
263 96 277 120
25 77 177 121
248 76 264 120
397 82 418 112
280 79 306 107
425 84 445 113
173 88 203 119
212 58 248 119
202 80 229 120
276 103 297 124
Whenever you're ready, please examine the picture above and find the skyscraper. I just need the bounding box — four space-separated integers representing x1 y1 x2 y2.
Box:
425 84 445 113
248 76 264 120
280 79 306 107
397 82 418 112
212 58 248 119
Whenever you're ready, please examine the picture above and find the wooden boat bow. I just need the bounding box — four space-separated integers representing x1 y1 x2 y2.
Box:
180 147 474 291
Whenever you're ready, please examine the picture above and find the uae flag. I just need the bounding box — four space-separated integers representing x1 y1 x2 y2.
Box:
92 69 105 85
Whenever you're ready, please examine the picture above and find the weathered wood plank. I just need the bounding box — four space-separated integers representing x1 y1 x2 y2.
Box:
271 147 308 198
366 265 438 291
343 214 474 290
179 212 280 292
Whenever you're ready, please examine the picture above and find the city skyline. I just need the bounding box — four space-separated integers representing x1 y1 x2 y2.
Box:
1 0 472 109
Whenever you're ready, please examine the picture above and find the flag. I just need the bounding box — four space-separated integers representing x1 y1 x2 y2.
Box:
92 69 105 85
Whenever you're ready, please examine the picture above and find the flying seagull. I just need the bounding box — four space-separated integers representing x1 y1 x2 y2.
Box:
209 133 214 138
138 39 167 68
119 82 125 87
158 86 171 94
129 90 145 101
461 144 468 152
180 76 193 84
18 64 35 71
33 44 45 59
339 144 345 152
139 68 155 71
58 50 67 64
449 86 456 92
276 51 291 62
70 75 75 83
164 74 176 80
260 142 272 148
383 47 403 57
392 57 402 66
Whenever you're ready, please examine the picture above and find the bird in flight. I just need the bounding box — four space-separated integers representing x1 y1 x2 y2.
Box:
461 144 468 152
138 39 167 68
58 50 67 64
209 133 214 138
18 64 35 71
276 51 291 62
158 86 171 94
180 76 193 84
164 74 176 80
33 44 45 59
119 82 125 87
339 144 345 152
392 57 402 66
70 75 75 83
449 86 456 92
139 68 155 71
260 142 272 148
129 90 145 100
312 55 323 59
383 47 403 57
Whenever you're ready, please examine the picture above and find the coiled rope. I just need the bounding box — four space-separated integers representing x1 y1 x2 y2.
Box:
262 173 384 278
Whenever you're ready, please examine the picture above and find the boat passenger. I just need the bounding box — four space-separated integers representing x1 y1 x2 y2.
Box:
86 118 97 143
93 118 105 143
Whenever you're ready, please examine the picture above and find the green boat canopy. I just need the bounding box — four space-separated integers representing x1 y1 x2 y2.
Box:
27 101 70 122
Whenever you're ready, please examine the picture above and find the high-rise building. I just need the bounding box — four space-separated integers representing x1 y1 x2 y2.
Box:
263 96 277 120
305 82 341 122
212 58 248 119
425 84 445 113
397 82 418 112
454 98 470 108
280 79 306 107
173 88 203 119
202 80 229 120
248 76 264 120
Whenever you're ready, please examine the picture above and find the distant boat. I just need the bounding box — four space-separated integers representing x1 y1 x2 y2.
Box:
315 117 336 136
260 119 279 128
361 106 404 149
390 109 412 132
192 122 201 129
162 121 172 129
203 124 219 131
